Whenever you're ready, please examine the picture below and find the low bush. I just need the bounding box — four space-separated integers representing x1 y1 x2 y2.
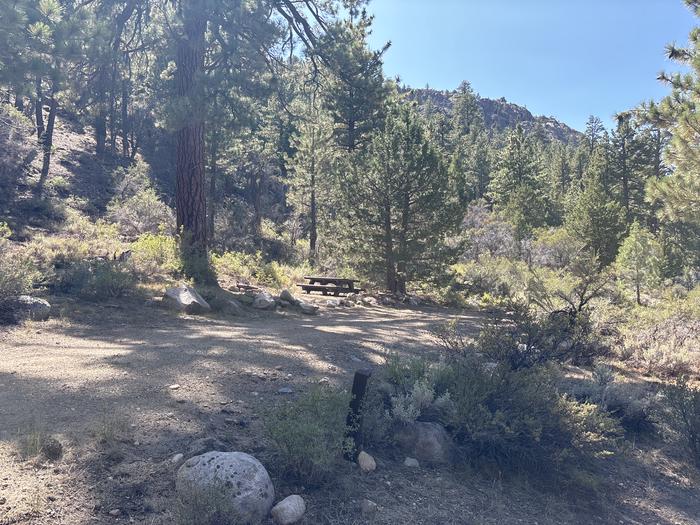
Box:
450 256 523 300
664 377 700 465
212 250 311 290
622 298 700 377
365 316 623 477
130 233 182 278
0 223 38 302
106 160 174 238
56 259 136 299
264 385 353 484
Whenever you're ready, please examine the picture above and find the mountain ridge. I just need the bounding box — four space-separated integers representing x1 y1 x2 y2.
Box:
406 87 583 144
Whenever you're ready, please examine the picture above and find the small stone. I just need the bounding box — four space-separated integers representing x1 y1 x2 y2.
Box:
0 497 5 505
253 292 276 310
298 302 319 315
109 509 121 516
360 499 378 515
41 437 63 460
277 387 294 395
171 453 184 464
357 451 376 473
279 289 299 305
169 384 180 390
318 377 330 384
271 494 306 525
403 457 420 468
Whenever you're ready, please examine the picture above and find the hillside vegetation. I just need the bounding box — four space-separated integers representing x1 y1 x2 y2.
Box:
0 1 699 524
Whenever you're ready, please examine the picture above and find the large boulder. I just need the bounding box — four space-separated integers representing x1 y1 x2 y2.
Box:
0 295 51 324
176 451 274 524
393 421 453 465
163 286 211 314
252 292 276 310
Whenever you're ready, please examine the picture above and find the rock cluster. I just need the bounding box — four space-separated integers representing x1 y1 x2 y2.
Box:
0 295 51 324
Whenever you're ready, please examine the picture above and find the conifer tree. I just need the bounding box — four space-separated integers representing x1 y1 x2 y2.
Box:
343 101 456 293
565 147 625 266
318 7 389 152
616 222 663 305
488 124 548 239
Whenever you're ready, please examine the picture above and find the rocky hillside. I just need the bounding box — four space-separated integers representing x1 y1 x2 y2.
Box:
407 87 583 144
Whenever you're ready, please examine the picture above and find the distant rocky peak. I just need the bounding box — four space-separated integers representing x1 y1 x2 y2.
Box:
406 87 582 145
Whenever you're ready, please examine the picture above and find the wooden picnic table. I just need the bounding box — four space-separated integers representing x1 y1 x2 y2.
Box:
297 276 363 296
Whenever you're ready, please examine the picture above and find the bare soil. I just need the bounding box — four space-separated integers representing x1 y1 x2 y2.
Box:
1 298 699 524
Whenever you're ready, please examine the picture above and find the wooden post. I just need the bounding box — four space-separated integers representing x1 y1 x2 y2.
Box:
344 368 372 461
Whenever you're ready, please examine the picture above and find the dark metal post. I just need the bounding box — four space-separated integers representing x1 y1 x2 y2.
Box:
344 368 372 461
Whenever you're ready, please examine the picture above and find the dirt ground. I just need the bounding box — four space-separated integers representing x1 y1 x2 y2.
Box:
1 297 699 525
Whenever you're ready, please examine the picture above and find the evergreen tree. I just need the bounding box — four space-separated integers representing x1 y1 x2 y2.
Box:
642 3 700 275
343 101 456 293
565 147 625 266
610 113 647 225
319 8 389 152
287 93 337 263
616 222 663 305
488 124 548 239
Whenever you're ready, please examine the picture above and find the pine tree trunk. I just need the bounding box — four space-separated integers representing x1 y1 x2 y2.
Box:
34 76 44 141
309 152 318 263
108 64 117 152
636 281 641 306
207 135 218 239
121 76 130 158
94 66 108 156
35 93 57 198
382 199 397 293
175 2 208 268
14 88 23 112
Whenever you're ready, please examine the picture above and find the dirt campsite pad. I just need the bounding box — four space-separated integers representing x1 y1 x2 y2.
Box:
1 299 699 524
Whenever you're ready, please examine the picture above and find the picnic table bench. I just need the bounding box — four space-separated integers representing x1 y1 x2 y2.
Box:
297 276 364 296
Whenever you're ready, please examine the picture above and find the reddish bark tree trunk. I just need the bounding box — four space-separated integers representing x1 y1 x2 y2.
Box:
175 2 208 266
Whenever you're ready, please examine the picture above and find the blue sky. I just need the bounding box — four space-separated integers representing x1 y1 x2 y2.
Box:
366 0 696 131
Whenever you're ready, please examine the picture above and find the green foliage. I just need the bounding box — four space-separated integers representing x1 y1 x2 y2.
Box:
0 223 38 301
57 259 136 299
622 290 700 376
211 250 310 290
107 161 174 238
615 222 663 304
130 233 182 278
373 347 622 475
343 100 459 293
264 385 353 484
489 124 549 239
565 150 625 266
664 377 700 465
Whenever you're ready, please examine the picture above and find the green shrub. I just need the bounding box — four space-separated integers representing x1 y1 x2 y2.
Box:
664 377 700 465
106 160 174 238
130 233 182 278
212 250 311 290
623 301 700 377
0 223 38 302
264 385 352 484
57 259 136 299
370 342 622 475
211 251 262 283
